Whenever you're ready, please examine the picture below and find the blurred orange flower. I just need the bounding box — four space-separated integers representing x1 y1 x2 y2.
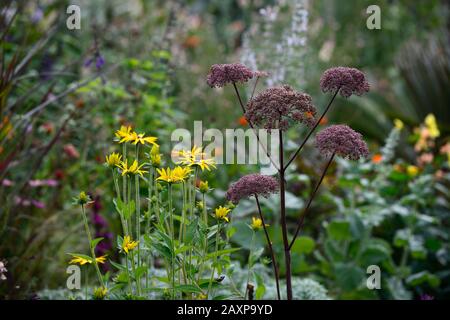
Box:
371 154 383 164
319 117 328 125
183 35 201 49
238 116 248 126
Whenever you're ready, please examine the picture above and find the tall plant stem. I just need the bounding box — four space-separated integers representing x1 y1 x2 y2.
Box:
113 169 128 236
168 184 176 299
80 204 104 287
232 82 279 171
255 195 281 300
135 145 141 271
284 89 340 170
244 231 256 300
207 221 221 298
278 130 292 300
289 153 335 250
146 167 154 291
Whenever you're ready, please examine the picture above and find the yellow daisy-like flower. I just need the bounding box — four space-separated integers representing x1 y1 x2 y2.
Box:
118 159 147 177
149 145 162 167
69 255 107 265
105 152 122 168
425 114 440 138
177 145 216 171
199 180 209 194
251 217 268 231
122 236 138 254
115 126 134 144
394 119 404 131
215 206 231 223
156 166 191 184
93 286 108 300
129 132 158 146
407 165 419 177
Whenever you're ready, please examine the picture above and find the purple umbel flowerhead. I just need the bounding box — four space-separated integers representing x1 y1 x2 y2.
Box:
95 54 105 71
245 85 316 131
320 67 370 98
207 63 255 88
226 174 279 204
420 294 434 300
316 125 369 160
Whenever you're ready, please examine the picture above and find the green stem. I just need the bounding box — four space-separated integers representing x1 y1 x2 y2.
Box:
168 184 176 299
80 204 104 287
207 221 221 298
244 231 256 299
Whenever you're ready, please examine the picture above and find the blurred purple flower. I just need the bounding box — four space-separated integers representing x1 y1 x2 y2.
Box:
320 67 370 98
315 124 369 160
90 195 112 272
95 54 105 71
29 179 58 187
245 85 316 131
1 179 13 187
226 174 279 204
31 6 44 24
207 63 255 88
420 294 434 300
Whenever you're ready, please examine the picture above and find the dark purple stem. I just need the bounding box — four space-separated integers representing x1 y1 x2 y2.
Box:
232 82 280 171
289 153 335 250
255 195 281 300
284 88 340 170
278 130 292 300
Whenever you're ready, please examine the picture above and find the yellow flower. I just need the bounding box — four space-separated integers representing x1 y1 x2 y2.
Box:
199 180 209 194
129 132 158 146
394 119 404 130
69 255 107 266
197 293 207 300
215 206 231 222
156 166 191 184
177 145 216 171
93 287 108 300
118 159 147 176
105 152 122 168
69 256 91 265
115 126 134 144
122 236 138 254
251 217 268 231
95 255 108 264
115 125 133 139
149 145 162 167
425 114 440 138
75 191 91 205
407 165 419 177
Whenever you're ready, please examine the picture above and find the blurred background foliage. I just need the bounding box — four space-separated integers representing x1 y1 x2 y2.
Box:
0 0 449 299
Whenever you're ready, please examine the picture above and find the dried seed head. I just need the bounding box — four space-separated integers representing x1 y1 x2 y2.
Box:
207 63 255 88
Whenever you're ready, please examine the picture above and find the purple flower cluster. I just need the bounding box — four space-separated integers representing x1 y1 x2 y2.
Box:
207 63 255 88
315 125 369 160
245 85 316 131
320 67 370 98
226 174 279 204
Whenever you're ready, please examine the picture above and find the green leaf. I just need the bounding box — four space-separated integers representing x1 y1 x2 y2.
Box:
110 260 126 271
134 266 147 280
205 248 241 260
327 220 351 241
406 271 440 288
67 253 93 263
334 263 365 291
175 284 202 294
291 236 315 254
255 273 266 300
90 237 104 250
